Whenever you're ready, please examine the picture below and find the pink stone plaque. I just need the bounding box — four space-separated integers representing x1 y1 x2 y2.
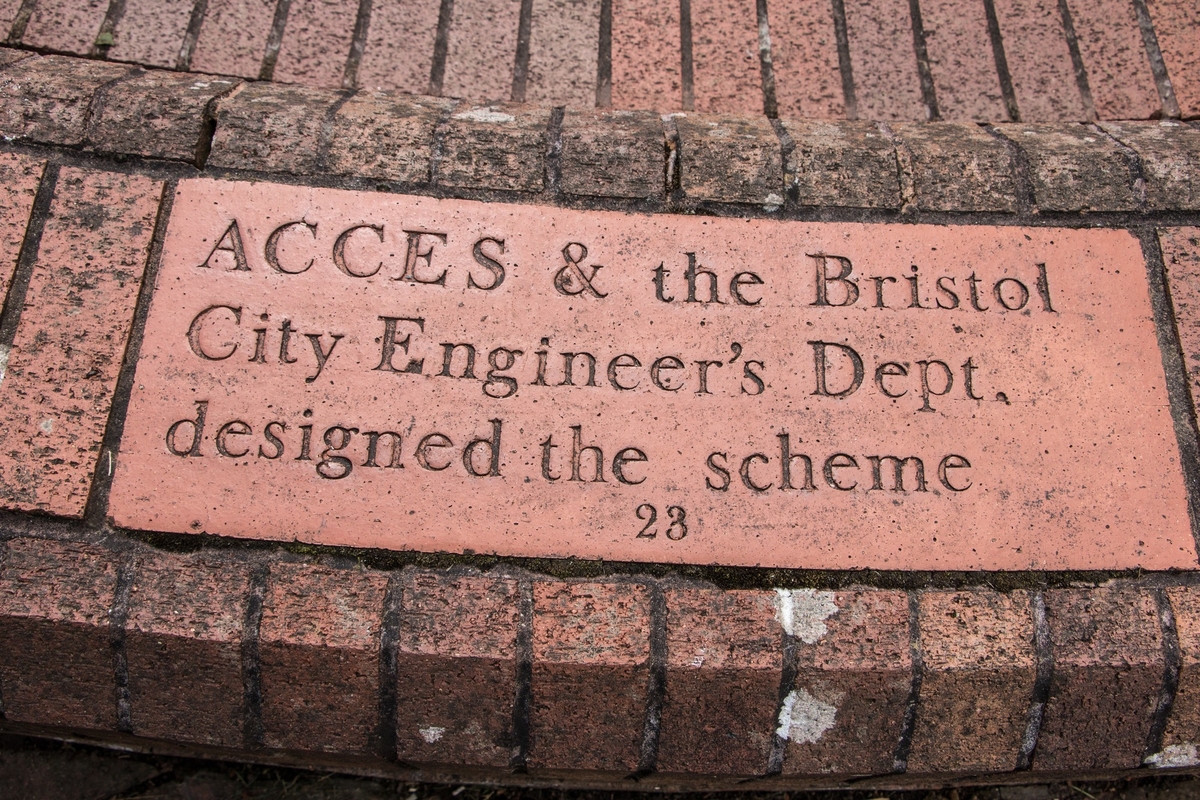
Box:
109 178 1197 570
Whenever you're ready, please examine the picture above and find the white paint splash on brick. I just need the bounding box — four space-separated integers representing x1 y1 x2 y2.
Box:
776 688 837 743
1145 743 1200 768
454 108 515 124
0 344 9 386
774 589 838 643
418 726 446 744
39 418 53 433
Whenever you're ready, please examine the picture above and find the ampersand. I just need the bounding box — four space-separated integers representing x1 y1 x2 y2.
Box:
553 242 608 298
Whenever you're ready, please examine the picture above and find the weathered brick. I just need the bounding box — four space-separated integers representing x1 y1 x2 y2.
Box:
394 570 519 766
770 0 844 119
0 48 35 70
0 168 162 517
21 0 107 55
190 0 277 79
1102 122 1200 210
1035 587 1163 770
782 119 901 208
526 0 600 108
611 0 681 111
675 113 783 205
1064 0 1160 119
559 108 663 199
993 0 1087 122
691 0 761 114
782 590 911 775
0 153 46 305
0 55 134 146
1147 0 1200 119
274 0 358 89
998 123 1138 211
356 0 439 94
920 0 1007 121
891 122 1017 212
259 561 388 754
325 92 450 183
126 550 250 748
109 0 194 68
0 538 119 730
908 591 1036 773
1162 586 1200 762
529 580 650 772
91 70 240 162
442 0 520 104
843 0 926 121
208 83 342 174
1160 227 1200 426
657 588 780 774
437 105 550 193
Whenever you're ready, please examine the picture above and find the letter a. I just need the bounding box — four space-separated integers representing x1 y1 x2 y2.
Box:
198 221 250 271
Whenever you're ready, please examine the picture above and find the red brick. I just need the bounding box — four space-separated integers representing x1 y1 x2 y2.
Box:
0 3 21 34
0 55 133 146
274 0 358 89
526 0 600 108
394 571 519 766
208 82 342 173
691 0 761 114
0 538 119 730
675 112 783 204
1162 586 1200 762
0 47 34 69
657 588 779 774
0 168 161 517
1035 587 1163 770
0 154 45 306
190 0 276 79
1160 227 1200 421
1147 0 1200 119
891 121 1017 211
325 92 451 183
770 0 844 118
920 0 1006 121
90 71 241 162
529 581 650 771
1102 121 1200 210
843 0 925 120
109 0 194 68
259 561 388 754
356 0 439 94
559 108 663 198
437 104 550 192
782 590 911 775
782 119 901 207
1064 0 1160 119
998 123 1137 211
126 550 249 747
611 0 681 111
22 0 107 55
993 0 1087 121
908 591 1035 773
443 0 521 103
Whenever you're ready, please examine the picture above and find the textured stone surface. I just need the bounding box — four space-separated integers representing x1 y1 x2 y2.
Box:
611 0 681 111
259 561 388 754
1160 227 1200 429
1035 588 1163 770
559 108 663 199
1064 0 1160 119
782 119 901 208
1163 586 1200 755
908 591 1035 772
208 82 341 173
999 123 1137 211
782 590 911 774
189 0 277 79
21 0 107 55
920 0 1007 121
0 539 118 730
437 104 550 192
0 55 133 146
1147 0 1200 118
394 571 519 766
109 0 193 68
892 122 1018 211
91 71 240 162
0 153 45 307
529 581 649 771
126 550 250 747
843 0 926 120
0 48 35 69
690 0 761 114
325 92 452 183
442 0 521 103
993 0 1088 122
657 588 780 774
675 113 783 204
0 168 161 517
770 0 844 119
1102 121 1200 210
526 0 601 108
274 0 358 88
356 0 440 94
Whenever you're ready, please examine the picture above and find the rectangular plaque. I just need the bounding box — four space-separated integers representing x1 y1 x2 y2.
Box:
109 178 1196 570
